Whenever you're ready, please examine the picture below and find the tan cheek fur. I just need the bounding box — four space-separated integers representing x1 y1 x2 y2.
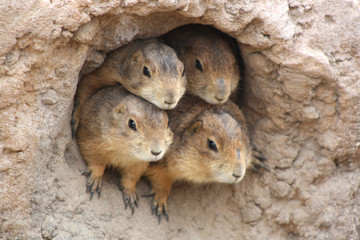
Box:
169 146 212 183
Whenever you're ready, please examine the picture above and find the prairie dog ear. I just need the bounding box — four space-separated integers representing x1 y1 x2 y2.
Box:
179 45 191 56
187 120 203 136
131 50 143 63
157 37 165 44
114 103 127 115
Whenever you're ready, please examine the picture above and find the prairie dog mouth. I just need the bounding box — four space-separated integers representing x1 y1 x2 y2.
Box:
200 94 229 105
162 102 177 109
136 150 165 162
148 153 165 162
141 92 179 110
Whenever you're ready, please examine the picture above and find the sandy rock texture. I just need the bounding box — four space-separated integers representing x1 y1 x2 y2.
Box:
1 0 359 239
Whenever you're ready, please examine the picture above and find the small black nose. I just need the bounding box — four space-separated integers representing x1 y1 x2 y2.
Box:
151 150 162 156
232 173 241 179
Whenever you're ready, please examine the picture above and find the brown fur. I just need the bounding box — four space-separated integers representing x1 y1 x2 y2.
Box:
144 95 252 219
76 85 173 213
162 24 240 105
72 38 186 135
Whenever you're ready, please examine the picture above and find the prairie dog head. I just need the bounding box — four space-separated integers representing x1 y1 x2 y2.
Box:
179 38 239 104
164 25 240 104
107 91 174 162
108 39 186 110
177 110 250 184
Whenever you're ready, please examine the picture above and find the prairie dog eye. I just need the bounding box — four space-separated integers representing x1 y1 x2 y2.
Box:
195 59 203 72
182 69 185 77
207 139 218 152
128 119 137 131
143 66 151 78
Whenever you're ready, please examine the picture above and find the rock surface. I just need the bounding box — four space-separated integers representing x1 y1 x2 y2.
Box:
0 0 359 239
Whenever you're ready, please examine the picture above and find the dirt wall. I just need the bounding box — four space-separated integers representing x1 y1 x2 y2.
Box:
0 0 359 239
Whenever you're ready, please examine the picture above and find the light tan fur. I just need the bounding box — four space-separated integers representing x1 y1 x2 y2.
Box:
77 85 173 213
72 38 186 135
162 24 240 105
144 95 252 221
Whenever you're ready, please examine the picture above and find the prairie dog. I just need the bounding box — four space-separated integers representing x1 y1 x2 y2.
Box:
72 38 186 136
76 85 173 213
162 24 240 105
144 95 252 221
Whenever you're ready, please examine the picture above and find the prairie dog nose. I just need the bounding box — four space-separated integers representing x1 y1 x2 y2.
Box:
151 150 162 156
232 165 243 179
150 140 163 156
215 96 225 102
164 92 176 105
214 78 227 101
232 173 242 179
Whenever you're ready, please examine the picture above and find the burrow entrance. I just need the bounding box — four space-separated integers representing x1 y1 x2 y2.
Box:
59 7 351 239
